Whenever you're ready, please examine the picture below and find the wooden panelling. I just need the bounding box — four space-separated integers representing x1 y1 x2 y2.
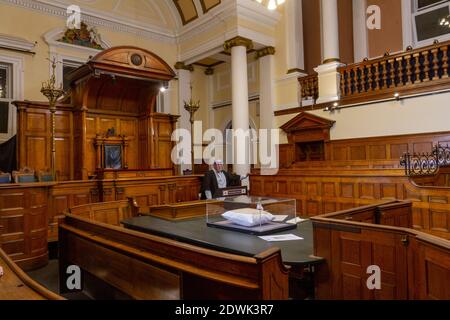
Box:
282 131 450 169
251 169 450 239
0 185 49 271
415 240 450 300
16 101 178 181
312 202 450 300
51 176 200 241
0 175 202 269
16 105 73 181
14 47 178 181
26 112 46 132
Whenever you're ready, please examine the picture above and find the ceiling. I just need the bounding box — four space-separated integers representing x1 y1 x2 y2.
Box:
173 0 221 25
49 0 222 31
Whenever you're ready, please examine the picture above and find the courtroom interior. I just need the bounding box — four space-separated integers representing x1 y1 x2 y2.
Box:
0 0 450 301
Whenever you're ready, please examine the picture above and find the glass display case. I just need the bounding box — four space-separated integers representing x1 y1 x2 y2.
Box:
206 195 297 235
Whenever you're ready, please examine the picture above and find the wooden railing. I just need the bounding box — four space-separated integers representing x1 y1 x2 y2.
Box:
299 73 319 103
0 247 63 300
311 201 450 300
339 40 450 102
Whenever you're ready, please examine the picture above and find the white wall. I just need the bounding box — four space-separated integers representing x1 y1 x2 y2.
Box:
308 91 450 140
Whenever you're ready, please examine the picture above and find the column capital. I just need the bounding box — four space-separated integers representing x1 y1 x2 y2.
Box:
224 36 253 53
287 68 307 74
174 62 194 72
256 46 276 59
204 67 214 76
322 58 341 64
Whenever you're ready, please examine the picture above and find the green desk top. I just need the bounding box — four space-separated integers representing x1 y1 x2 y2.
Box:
121 216 323 267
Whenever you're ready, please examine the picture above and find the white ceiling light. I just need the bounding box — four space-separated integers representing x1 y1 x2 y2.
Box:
440 15 450 28
254 0 286 10
267 0 277 10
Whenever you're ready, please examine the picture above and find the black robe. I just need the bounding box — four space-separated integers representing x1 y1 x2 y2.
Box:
200 170 241 199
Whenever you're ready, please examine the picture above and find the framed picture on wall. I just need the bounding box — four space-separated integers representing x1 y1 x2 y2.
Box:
104 144 122 169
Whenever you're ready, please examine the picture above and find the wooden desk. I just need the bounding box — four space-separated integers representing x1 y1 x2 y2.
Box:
122 216 323 267
60 210 290 300
146 200 222 221
0 248 63 300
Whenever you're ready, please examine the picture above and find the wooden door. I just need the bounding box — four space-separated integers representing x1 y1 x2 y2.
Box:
330 228 408 299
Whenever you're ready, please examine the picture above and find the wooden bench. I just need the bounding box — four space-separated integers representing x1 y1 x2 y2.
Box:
311 201 450 300
59 199 289 300
66 198 139 226
0 247 63 300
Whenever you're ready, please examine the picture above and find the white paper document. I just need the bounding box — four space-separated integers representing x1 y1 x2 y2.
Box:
272 215 289 222
259 234 304 242
287 217 308 224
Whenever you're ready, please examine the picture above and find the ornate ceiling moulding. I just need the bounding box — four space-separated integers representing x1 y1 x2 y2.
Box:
199 0 221 14
172 0 199 25
3 0 175 43
174 61 194 72
223 36 254 54
256 46 275 59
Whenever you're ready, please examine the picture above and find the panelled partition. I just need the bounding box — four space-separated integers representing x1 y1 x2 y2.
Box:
0 175 201 270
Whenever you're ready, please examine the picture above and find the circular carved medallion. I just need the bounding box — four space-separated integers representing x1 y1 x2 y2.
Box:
131 54 143 66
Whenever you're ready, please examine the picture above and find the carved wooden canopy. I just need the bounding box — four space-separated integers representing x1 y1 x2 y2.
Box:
68 46 176 82
281 112 335 144
67 46 176 114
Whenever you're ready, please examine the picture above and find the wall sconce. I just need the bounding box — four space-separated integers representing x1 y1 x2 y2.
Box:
324 102 339 112
160 81 169 92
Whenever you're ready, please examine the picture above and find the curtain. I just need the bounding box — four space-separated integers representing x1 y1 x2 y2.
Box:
0 135 17 173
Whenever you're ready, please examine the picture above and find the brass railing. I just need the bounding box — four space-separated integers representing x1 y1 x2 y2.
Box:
339 40 450 102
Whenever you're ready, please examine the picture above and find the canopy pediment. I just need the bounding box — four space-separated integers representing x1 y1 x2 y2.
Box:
281 112 335 134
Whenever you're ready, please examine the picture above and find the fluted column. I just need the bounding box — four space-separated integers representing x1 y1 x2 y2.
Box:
174 62 194 173
224 36 253 178
315 0 342 103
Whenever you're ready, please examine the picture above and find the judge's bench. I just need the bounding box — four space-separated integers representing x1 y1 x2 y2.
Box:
0 46 202 270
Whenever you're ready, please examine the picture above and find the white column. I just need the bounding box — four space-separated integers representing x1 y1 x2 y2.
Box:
353 0 368 63
205 68 216 165
258 48 275 130
205 68 214 130
321 0 340 63
316 0 342 104
285 0 305 73
176 63 193 173
230 45 251 177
